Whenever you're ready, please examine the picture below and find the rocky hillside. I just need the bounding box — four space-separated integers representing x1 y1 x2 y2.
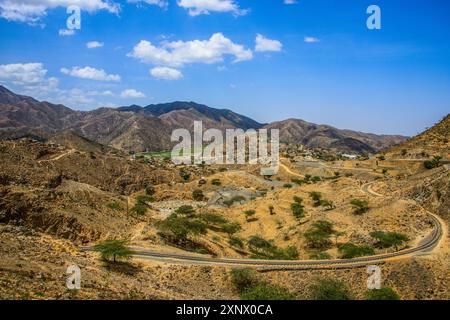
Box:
384 114 450 159
264 119 407 154
0 85 408 153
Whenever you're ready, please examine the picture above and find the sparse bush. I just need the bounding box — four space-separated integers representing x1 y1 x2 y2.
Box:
145 186 155 196
175 205 195 215
291 202 305 219
311 176 322 183
243 210 256 221
223 195 246 207
365 287 401 300
293 196 303 204
350 199 369 214
338 243 375 259
320 199 335 210
221 222 242 237
370 231 409 251
211 178 222 186
241 283 295 300
130 204 147 215
200 213 228 225
309 279 354 300
93 239 134 263
309 192 323 206
106 202 121 210
180 171 190 181
424 156 442 169
192 189 204 201
248 235 273 251
291 178 304 185
136 195 155 205
229 236 244 249
283 183 293 189
309 251 331 260
230 268 258 292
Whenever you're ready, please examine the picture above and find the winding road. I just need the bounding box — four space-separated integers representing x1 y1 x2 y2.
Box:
83 168 445 270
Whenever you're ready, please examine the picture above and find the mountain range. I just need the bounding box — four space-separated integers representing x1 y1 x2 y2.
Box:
0 85 407 153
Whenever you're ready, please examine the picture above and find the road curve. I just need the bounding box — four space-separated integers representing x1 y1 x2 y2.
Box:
82 178 444 270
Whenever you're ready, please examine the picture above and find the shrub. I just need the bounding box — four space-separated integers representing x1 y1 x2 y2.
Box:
180 171 190 181
248 235 273 251
223 195 246 207
200 213 228 225
156 214 207 242
136 195 155 205
241 283 295 300
268 205 275 215
424 156 442 169
192 189 205 201
106 202 121 210
338 243 375 259
291 178 304 185
229 236 244 249
309 192 323 206
303 220 336 249
370 231 409 251
350 199 369 214
309 279 354 300
320 199 335 210
211 178 222 186
283 183 293 189
221 222 242 237
230 268 258 292
93 239 134 263
130 204 147 215
291 203 305 219
293 196 303 204
175 205 195 215
243 210 256 221
365 287 401 300
311 176 322 183
309 251 331 260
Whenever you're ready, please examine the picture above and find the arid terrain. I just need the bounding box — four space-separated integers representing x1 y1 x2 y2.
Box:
0 112 448 300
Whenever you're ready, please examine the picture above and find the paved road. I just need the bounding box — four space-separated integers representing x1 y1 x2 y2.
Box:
81 180 444 270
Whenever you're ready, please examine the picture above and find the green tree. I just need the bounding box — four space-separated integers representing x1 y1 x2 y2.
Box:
370 231 409 251
303 220 335 249
230 268 258 292
243 210 256 221
320 199 335 210
365 287 401 300
309 279 354 300
350 199 369 214
221 222 242 237
309 192 323 206
93 239 134 263
291 202 305 219
338 243 375 259
424 156 442 169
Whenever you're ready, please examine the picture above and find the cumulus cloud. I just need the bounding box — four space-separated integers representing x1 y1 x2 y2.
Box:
177 0 247 16
86 41 104 49
60 66 121 82
0 0 120 24
0 62 58 96
150 67 183 80
127 0 168 9
128 33 253 67
304 36 320 43
120 89 146 98
255 34 282 52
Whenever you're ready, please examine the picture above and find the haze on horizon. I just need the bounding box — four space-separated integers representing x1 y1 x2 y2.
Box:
0 0 449 136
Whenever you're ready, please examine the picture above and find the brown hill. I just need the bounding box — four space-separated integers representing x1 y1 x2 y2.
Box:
264 119 407 154
384 114 450 159
0 85 408 153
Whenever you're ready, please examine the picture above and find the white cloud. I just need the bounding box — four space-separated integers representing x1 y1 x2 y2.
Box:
177 0 247 16
86 41 104 49
0 0 120 24
128 33 253 67
304 36 320 43
255 34 282 52
0 62 59 96
61 66 121 82
284 0 297 4
127 0 168 9
59 29 75 36
150 67 183 80
120 89 146 98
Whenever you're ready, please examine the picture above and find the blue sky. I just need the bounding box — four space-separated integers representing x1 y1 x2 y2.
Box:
0 0 449 136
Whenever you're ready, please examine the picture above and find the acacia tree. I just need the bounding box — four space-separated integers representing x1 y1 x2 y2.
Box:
350 199 369 214
93 239 134 263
